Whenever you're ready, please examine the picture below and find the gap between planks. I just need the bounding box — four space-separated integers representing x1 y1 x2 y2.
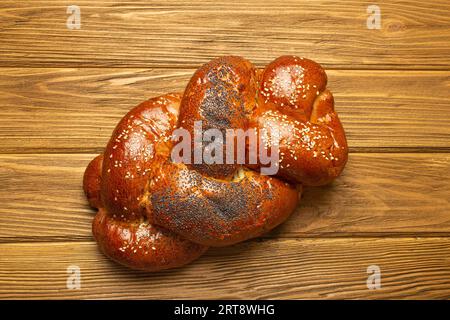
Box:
0 147 449 155
1 0 450 69
1 237 450 299
1 68 449 152
2 233 450 245
0 153 449 241
0 66 449 72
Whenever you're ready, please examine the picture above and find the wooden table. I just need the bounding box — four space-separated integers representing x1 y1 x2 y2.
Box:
0 0 449 299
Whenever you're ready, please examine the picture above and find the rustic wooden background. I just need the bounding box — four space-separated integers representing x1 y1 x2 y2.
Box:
0 0 449 299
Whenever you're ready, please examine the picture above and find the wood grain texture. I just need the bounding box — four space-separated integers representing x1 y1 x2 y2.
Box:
1 0 449 300
0 153 448 241
1 238 449 299
0 0 449 69
0 68 449 153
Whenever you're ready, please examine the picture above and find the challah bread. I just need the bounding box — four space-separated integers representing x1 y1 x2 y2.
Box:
83 55 348 271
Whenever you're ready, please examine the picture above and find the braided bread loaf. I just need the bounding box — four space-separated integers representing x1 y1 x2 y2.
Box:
83 56 348 271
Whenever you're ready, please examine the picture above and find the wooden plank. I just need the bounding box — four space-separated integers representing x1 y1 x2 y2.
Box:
0 153 448 241
0 1 449 69
1 238 449 299
0 68 449 153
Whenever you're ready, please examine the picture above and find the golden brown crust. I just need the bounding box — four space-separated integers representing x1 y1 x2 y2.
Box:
83 95 208 272
251 56 348 185
83 55 348 271
92 209 207 272
83 154 103 208
101 94 181 221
